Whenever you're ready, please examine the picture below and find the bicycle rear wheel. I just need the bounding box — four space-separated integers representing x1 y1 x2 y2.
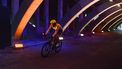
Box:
41 43 51 57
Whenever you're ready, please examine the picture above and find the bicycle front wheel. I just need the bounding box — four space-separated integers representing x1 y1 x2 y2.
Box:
41 43 51 57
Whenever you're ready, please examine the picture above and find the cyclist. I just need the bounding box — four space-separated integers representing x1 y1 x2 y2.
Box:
45 19 63 45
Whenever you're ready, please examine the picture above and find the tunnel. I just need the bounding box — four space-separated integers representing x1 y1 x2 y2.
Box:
0 0 122 69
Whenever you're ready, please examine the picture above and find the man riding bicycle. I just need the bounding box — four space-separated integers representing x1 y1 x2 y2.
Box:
45 19 63 46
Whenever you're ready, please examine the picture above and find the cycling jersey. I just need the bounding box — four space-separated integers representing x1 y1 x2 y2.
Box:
51 23 62 31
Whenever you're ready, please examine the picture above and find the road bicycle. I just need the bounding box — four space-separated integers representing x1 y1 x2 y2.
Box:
41 35 63 57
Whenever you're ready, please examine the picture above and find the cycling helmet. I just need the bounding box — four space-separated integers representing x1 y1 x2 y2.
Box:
50 19 56 24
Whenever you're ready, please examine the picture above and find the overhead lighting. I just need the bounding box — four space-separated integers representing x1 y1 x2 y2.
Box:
101 31 104 32
109 0 113 2
29 22 32 25
32 24 36 28
93 15 99 20
77 15 79 18
92 32 95 34
117 4 121 7
85 14 87 17
80 34 84 36
108 29 110 31
29 22 36 27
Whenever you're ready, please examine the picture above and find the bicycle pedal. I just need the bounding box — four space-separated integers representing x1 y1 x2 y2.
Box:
56 44 59 47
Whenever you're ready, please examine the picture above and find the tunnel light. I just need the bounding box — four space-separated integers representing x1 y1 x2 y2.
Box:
92 32 95 34
109 0 113 2
14 43 24 48
59 37 64 40
93 15 99 20
113 29 116 30
108 29 110 31
80 34 84 36
29 22 32 25
32 24 36 28
101 31 104 32
77 15 79 18
117 4 121 7
29 22 36 27
85 14 87 17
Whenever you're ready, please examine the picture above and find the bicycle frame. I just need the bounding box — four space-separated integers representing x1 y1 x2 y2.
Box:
41 36 63 57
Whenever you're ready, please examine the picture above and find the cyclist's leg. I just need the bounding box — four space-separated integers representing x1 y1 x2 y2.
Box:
54 29 63 46
53 35 58 44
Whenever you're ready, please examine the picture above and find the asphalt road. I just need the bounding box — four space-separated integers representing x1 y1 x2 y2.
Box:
0 33 122 69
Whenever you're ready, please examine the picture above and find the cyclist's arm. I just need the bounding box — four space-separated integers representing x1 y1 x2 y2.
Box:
53 28 59 37
52 24 62 37
46 24 52 35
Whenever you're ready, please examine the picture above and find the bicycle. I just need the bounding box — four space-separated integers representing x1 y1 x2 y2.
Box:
41 35 63 57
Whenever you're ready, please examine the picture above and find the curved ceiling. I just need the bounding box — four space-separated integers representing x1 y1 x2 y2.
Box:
92 9 122 32
108 17 122 30
62 0 100 31
102 14 122 31
13 0 43 40
79 2 122 34
13 0 122 41
101 13 122 31
113 20 122 30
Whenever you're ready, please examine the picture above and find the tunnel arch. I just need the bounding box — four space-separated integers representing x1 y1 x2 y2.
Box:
101 14 122 31
92 9 122 32
12 0 43 40
113 20 122 30
13 0 100 40
102 15 122 32
79 2 122 34
13 0 122 41
108 17 122 31
62 0 100 32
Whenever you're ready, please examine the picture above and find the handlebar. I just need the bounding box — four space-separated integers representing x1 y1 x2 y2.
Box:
42 32 64 41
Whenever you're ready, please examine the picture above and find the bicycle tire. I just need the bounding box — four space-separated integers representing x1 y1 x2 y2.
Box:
55 41 62 53
41 43 51 57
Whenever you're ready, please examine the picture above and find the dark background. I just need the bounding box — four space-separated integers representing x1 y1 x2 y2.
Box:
0 1 11 49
